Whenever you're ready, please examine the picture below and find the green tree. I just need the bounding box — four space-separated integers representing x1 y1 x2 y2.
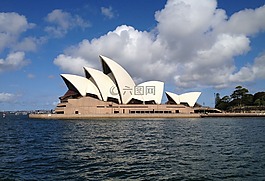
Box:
230 86 249 106
242 94 253 106
215 93 221 107
214 86 265 111
215 95 231 110
253 92 265 104
231 86 249 100
222 95 231 103
254 99 262 106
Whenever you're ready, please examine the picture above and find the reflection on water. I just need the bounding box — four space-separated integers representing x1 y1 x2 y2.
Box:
0 116 265 180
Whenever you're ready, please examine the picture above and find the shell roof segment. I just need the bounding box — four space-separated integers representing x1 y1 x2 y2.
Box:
60 74 101 99
165 91 201 107
59 55 201 106
99 55 136 104
134 81 164 104
83 67 120 103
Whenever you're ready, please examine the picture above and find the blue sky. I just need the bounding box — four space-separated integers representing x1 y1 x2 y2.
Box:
0 0 265 111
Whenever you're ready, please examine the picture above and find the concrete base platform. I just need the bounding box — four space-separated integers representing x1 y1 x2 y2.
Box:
202 113 265 117
29 113 202 119
29 112 265 119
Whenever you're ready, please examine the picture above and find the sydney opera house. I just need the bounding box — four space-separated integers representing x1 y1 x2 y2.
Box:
53 55 202 116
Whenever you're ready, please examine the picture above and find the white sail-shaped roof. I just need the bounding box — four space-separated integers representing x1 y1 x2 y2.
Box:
165 91 181 104
165 91 201 107
83 67 120 103
133 81 164 104
99 55 136 104
59 55 202 106
179 92 201 107
61 74 101 99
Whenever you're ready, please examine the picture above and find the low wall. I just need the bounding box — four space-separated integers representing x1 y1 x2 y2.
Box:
29 113 202 119
29 112 265 119
202 113 265 117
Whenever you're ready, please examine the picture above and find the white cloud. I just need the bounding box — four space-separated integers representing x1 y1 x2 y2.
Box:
155 0 217 38
101 6 115 19
59 25 175 82
0 12 34 34
53 54 94 75
14 36 47 52
229 53 265 83
0 93 17 103
0 52 29 73
217 5 265 36
0 12 35 52
173 34 251 88
53 0 265 89
45 9 90 37
252 54 265 78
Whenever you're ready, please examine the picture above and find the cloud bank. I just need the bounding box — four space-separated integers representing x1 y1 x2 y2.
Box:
0 92 17 103
50 0 264 89
0 12 42 72
0 12 35 51
0 9 90 73
45 9 90 38
101 6 115 19
0 52 29 73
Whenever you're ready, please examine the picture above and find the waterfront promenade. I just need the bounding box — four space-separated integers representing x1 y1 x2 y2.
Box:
29 113 202 119
29 112 265 119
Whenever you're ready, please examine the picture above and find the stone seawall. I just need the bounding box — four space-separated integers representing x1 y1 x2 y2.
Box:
29 113 202 119
202 113 265 117
29 112 265 119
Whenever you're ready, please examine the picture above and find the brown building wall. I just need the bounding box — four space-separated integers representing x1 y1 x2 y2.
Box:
55 97 195 115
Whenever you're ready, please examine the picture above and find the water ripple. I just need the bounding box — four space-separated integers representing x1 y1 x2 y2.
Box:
0 116 265 180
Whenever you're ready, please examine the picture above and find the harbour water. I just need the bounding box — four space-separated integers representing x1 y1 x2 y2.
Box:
1 115 265 180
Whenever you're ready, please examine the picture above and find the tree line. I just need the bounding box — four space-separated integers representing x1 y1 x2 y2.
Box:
215 86 265 111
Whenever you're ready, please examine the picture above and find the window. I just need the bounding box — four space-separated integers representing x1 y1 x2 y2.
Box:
57 104 66 107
